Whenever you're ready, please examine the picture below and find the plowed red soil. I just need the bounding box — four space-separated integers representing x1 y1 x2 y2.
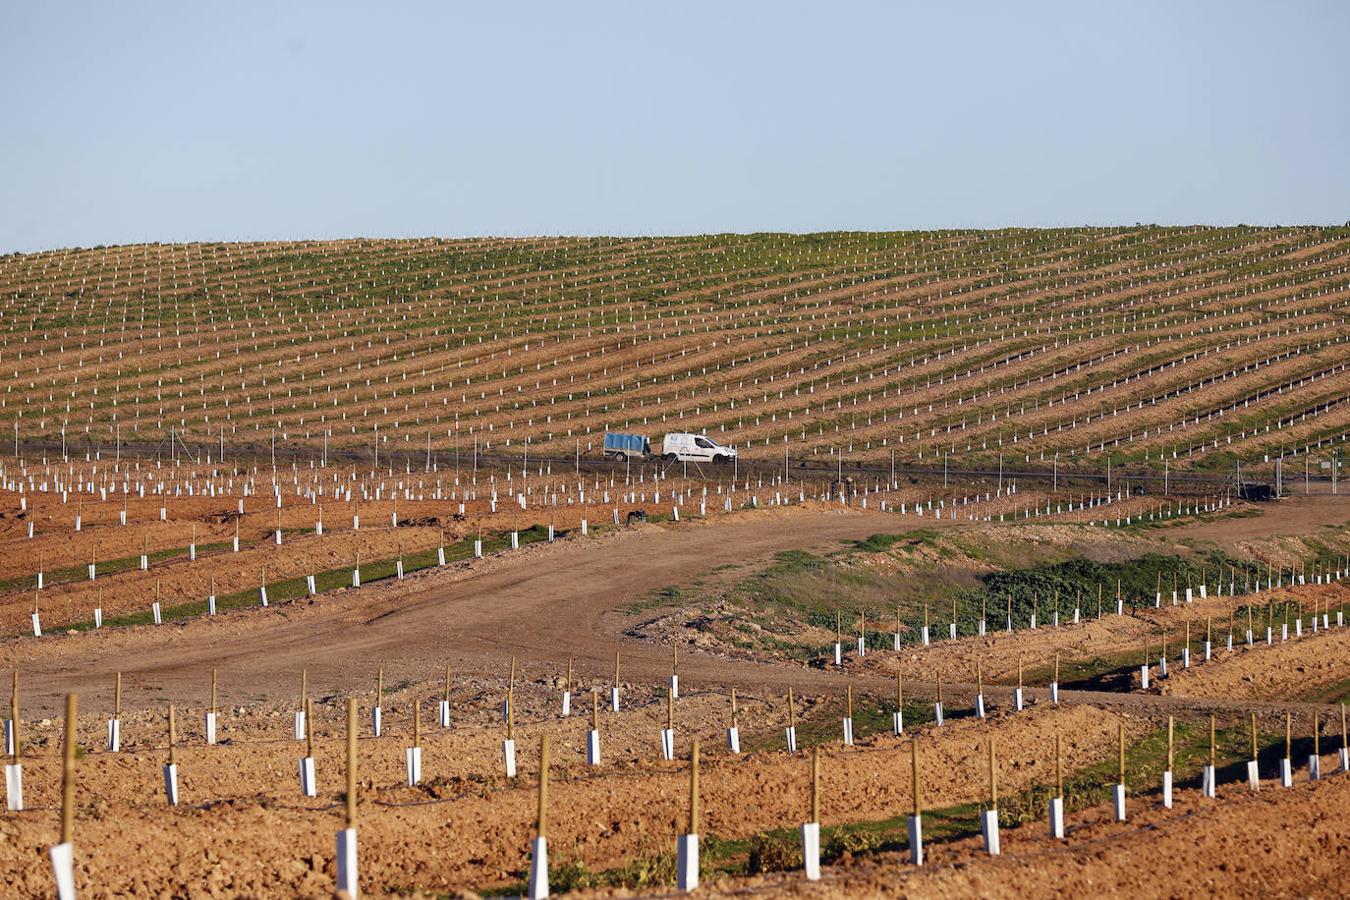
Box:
0 695 1139 897
1162 613 1350 702
683 767 1350 898
1 493 1348 897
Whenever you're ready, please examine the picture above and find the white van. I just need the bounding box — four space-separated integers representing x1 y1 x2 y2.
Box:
661 433 737 464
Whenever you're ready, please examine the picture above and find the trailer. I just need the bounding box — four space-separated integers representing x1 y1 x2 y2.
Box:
603 432 651 460
603 431 737 465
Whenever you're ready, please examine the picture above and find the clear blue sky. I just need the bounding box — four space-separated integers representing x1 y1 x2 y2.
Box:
3 1 1347 253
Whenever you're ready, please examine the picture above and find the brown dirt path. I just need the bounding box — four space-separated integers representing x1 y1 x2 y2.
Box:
4 497 1349 720
1166 494 1350 550
1 507 931 715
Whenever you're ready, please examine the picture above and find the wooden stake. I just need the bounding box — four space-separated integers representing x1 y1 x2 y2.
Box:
613 651 620 690
168 705 177 767
565 656 573 696
730 689 738 729
211 668 218 716
846 684 853 720
537 734 551 838
1118 723 1125 784
911 738 921 816
1056 733 1063 797
811 745 821 823
61 693 77 844
1250 712 1257 761
9 671 18 763
688 740 701 835
788 687 796 730
896 670 903 711
345 697 357 828
507 657 517 741
1286 711 1292 758
114 671 122 719
305 697 314 759
1167 715 1174 771
592 689 600 731
988 737 998 809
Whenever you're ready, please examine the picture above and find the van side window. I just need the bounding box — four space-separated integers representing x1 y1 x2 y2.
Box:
695 437 714 448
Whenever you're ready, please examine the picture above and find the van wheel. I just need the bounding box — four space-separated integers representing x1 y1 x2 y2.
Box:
664 453 677 463
712 455 729 465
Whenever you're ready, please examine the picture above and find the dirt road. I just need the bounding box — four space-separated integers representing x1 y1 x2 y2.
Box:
4 498 1347 717
3 507 916 714
1166 494 1349 549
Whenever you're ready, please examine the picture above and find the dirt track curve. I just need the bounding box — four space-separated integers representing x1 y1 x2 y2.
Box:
4 498 1348 717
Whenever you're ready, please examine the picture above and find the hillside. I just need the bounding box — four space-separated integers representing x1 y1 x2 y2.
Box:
2 227 1347 475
